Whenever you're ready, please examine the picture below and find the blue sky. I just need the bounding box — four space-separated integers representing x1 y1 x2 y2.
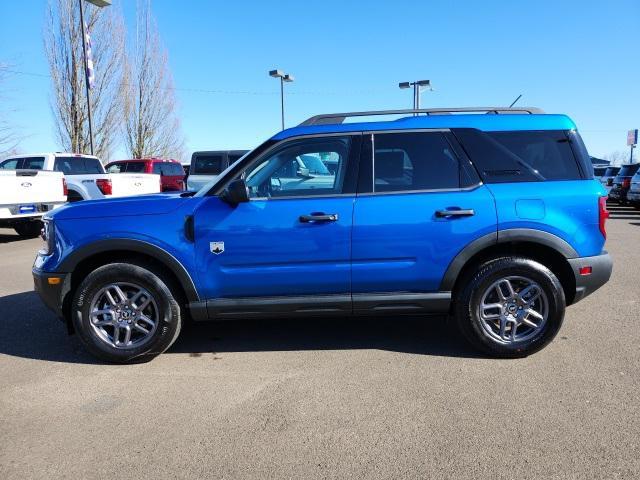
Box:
1 0 638 161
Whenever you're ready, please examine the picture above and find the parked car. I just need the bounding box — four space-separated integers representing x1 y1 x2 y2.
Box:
105 158 185 192
593 166 608 179
0 169 66 237
608 163 640 204
600 166 620 194
0 153 161 202
187 150 248 191
626 169 640 208
33 106 612 363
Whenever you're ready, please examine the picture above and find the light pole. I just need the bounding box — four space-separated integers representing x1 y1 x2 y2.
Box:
78 0 110 155
269 69 294 130
399 80 432 112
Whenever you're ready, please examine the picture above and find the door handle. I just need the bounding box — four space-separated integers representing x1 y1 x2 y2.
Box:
299 213 339 223
435 209 475 218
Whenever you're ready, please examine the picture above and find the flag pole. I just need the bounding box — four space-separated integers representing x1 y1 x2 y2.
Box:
78 0 94 155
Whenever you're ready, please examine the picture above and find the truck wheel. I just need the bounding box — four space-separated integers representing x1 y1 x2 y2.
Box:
454 257 565 358
71 262 182 363
14 221 42 238
67 191 84 202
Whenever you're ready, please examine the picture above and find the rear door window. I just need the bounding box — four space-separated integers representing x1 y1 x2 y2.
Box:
21 157 45 169
193 154 224 175
454 129 582 183
53 156 103 174
373 132 461 192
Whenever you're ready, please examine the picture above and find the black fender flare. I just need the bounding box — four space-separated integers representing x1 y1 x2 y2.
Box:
58 238 200 302
439 228 578 291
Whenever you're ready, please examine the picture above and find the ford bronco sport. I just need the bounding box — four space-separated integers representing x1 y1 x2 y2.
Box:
33 107 613 363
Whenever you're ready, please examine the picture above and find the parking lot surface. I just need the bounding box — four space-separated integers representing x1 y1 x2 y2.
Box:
1 205 639 479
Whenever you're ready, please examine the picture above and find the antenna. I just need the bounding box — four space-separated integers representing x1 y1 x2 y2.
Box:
509 94 523 108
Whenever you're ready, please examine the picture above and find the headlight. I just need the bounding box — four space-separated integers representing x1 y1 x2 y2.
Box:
40 220 55 256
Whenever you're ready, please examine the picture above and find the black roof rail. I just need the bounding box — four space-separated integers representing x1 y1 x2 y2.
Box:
299 107 545 126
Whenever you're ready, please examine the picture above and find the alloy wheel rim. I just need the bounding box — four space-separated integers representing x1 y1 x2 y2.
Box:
478 276 548 344
88 282 159 349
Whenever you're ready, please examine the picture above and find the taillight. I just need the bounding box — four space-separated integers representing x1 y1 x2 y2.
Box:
622 178 631 189
96 178 113 196
598 196 609 239
62 178 68 197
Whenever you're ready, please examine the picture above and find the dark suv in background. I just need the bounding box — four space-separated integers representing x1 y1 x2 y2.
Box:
609 164 640 204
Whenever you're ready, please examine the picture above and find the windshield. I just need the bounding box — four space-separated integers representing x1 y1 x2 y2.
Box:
54 156 103 175
618 164 640 177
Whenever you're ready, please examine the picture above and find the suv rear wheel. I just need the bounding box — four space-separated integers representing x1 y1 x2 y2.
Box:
454 257 565 358
71 262 182 363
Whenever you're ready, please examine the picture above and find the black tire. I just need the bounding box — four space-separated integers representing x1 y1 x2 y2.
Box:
454 257 565 358
71 262 182 363
14 221 42 238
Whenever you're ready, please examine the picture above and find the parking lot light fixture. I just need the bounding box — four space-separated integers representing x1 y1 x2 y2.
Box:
399 79 433 112
269 69 294 130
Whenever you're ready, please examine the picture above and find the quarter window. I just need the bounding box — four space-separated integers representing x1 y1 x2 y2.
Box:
243 137 351 198
454 129 582 182
373 132 460 192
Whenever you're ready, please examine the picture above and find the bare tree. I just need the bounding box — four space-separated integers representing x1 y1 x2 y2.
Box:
0 63 20 157
605 150 632 166
123 2 184 160
44 0 125 160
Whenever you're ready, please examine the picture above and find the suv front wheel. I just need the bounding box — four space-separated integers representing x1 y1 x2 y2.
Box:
72 262 182 363
454 257 565 358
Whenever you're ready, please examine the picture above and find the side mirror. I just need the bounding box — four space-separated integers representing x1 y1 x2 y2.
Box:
221 178 249 205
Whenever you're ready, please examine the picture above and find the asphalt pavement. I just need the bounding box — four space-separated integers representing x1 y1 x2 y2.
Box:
1 205 639 479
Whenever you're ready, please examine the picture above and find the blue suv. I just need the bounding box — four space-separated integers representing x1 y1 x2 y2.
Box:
33 107 613 363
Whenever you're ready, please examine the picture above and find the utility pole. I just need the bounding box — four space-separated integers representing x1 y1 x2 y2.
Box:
78 0 111 155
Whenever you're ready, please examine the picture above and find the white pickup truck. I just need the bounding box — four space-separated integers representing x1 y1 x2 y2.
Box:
0 169 67 237
0 153 160 202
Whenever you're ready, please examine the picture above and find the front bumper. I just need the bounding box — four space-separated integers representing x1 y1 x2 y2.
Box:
568 252 613 304
33 268 70 319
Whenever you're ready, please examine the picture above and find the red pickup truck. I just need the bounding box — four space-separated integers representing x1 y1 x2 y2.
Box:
106 158 185 192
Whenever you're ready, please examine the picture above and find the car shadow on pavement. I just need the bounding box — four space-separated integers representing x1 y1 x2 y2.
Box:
0 232 25 244
169 315 481 359
0 291 481 363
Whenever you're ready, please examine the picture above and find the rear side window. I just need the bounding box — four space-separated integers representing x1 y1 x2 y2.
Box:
373 132 460 192
454 129 582 183
0 158 22 169
53 157 103 175
22 157 45 169
106 163 125 173
228 154 244 164
193 154 224 175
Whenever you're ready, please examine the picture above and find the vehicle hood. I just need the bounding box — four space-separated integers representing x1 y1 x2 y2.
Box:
48 192 193 220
